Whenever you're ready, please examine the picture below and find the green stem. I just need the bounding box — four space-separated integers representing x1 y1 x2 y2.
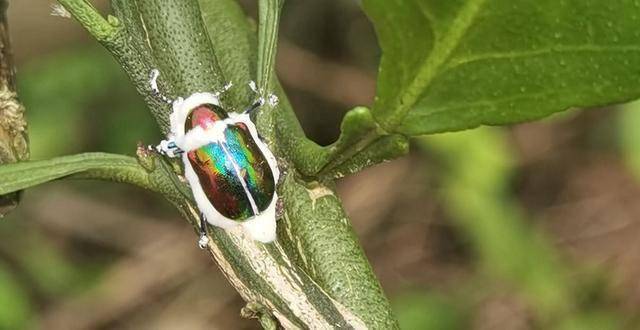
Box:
57 0 119 44
0 153 155 195
256 0 283 94
58 0 399 328
319 128 381 176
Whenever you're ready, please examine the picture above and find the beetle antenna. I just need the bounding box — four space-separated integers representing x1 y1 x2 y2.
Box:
246 81 278 114
243 97 265 115
149 69 173 104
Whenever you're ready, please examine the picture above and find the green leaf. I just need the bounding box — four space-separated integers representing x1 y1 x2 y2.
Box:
363 0 640 135
0 153 153 195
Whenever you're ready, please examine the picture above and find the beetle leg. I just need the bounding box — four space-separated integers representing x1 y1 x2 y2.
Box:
198 213 210 249
153 139 184 158
246 81 265 115
243 97 265 115
245 81 278 115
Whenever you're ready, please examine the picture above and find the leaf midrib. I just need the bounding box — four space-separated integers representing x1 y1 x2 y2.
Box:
443 44 640 73
383 0 487 131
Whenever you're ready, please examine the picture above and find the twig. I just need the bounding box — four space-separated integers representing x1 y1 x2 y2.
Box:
256 0 284 94
57 0 119 44
0 0 28 216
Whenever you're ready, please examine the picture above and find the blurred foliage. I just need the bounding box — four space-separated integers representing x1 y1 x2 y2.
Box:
0 46 157 328
619 100 640 180
393 291 468 330
18 47 158 159
421 128 571 316
0 261 31 329
415 127 632 328
0 208 111 329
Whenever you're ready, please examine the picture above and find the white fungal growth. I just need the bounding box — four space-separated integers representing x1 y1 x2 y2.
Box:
50 4 71 18
249 81 259 93
267 94 279 107
214 81 234 97
248 81 278 107
149 69 173 104
149 69 161 95
198 234 210 249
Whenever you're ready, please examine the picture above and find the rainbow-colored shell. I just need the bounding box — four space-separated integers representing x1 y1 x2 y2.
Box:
169 93 279 243
185 105 275 221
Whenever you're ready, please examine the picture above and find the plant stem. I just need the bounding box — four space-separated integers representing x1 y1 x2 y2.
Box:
0 153 156 195
59 0 399 327
57 0 119 44
0 0 28 216
256 0 283 94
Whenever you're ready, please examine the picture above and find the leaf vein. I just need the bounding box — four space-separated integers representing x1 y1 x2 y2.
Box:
444 44 640 72
410 90 558 119
388 0 488 130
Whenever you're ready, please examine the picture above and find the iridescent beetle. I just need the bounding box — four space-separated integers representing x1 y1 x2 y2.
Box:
149 70 280 247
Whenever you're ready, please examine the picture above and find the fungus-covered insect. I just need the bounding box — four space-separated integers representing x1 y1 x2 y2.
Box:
150 70 280 247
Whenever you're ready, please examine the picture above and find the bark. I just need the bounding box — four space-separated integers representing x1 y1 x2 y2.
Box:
0 0 29 216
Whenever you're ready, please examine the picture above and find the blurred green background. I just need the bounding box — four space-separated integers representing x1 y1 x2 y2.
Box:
4 1 640 329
